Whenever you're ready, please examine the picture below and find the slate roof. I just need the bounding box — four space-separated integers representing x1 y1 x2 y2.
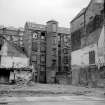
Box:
71 8 86 23
70 0 93 23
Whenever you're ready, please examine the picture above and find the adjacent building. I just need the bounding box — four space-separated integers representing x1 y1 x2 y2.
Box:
23 20 71 83
71 0 104 68
0 26 24 47
0 36 29 83
70 0 104 85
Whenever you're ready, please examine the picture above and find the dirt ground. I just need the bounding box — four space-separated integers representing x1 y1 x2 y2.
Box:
0 83 105 98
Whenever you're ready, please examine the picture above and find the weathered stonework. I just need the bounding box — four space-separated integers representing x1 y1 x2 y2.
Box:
23 20 71 83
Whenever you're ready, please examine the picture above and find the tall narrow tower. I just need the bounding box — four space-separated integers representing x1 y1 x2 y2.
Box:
46 20 58 83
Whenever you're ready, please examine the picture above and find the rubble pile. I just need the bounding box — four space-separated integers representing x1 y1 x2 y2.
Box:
16 77 28 86
26 80 35 86
11 70 33 87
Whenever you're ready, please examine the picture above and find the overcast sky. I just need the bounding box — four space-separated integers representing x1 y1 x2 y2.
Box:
0 0 91 28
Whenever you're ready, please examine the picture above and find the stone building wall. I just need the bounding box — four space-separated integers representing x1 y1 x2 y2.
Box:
23 21 71 84
46 20 58 83
70 0 104 87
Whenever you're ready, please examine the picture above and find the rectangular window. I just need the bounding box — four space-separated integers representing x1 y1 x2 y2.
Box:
64 66 69 72
40 66 45 71
19 32 24 36
52 23 57 32
58 35 60 41
41 55 45 62
52 48 56 56
32 42 38 52
89 51 95 64
41 61 45 66
6 35 11 41
41 32 45 40
52 38 57 45
52 59 56 66
40 46 45 52
63 48 68 54
64 36 67 42
64 56 69 64
32 55 37 61
12 36 19 41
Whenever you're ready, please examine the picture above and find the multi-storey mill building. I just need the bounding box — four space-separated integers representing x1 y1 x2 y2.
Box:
23 20 71 83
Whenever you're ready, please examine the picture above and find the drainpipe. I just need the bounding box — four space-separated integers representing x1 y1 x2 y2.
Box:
84 10 87 39
12 61 15 82
103 10 105 66
103 19 105 66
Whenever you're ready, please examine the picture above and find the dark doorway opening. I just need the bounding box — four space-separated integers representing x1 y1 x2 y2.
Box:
0 69 10 84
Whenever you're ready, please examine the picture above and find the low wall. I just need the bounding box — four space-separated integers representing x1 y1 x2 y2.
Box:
71 65 105 87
